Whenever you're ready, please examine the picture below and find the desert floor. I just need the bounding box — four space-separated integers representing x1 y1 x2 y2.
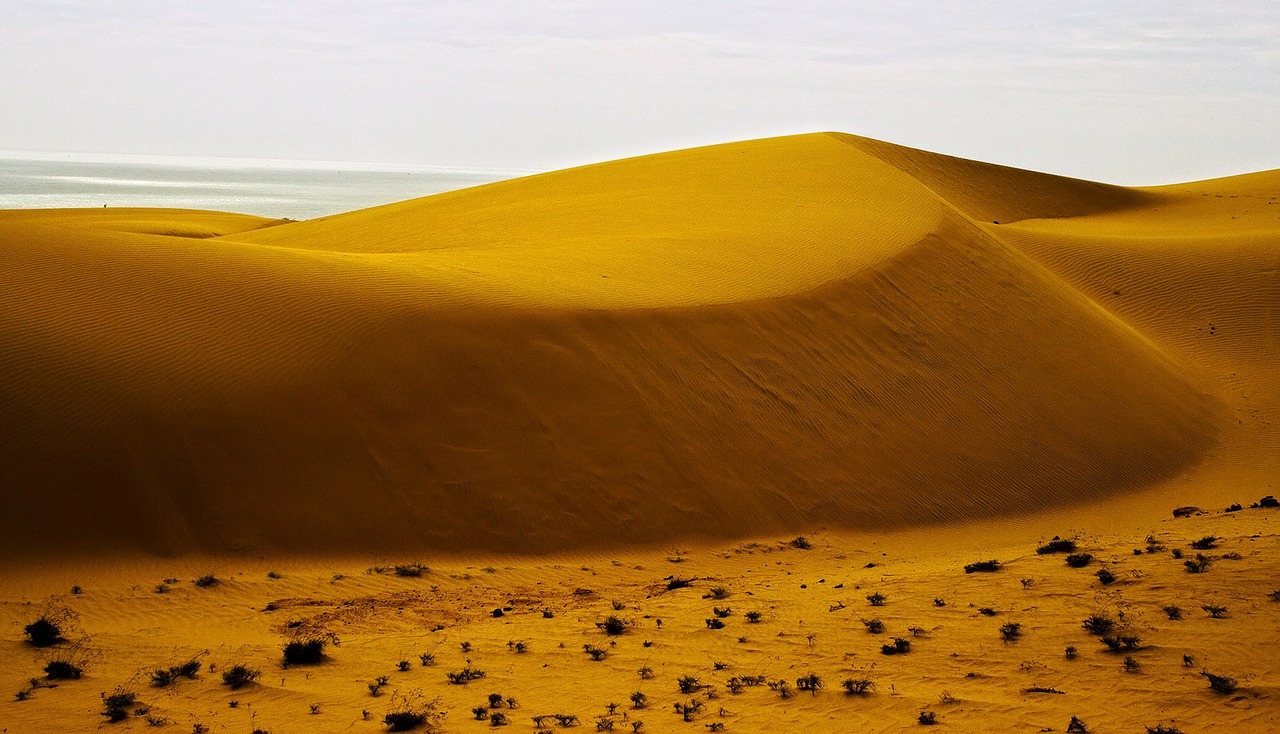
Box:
2 502 1278 733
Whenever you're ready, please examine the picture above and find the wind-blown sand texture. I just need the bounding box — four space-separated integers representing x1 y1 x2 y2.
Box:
0 133 1276 732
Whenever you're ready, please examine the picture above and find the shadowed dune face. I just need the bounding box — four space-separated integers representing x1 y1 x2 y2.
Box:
0 133 1272 557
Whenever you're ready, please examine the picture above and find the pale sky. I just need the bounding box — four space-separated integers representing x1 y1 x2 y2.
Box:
2 1 1277 184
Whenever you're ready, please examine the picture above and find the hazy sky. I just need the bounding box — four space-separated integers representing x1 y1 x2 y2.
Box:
2 1 1277 183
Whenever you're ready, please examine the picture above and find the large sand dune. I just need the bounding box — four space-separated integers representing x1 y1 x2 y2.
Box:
1 133 1275 557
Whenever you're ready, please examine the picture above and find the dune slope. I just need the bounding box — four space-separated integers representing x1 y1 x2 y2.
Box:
1 133 1272 557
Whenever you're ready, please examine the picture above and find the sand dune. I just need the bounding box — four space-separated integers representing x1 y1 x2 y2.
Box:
0 133 1275 557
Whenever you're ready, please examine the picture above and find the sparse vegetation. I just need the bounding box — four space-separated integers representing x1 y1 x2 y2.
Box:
964 559 1001 573
101 687 139 723
842 678 875 695
1067 715 1089 733
598 616 628 635
1036 537 1077 554
788 536 812 550
918 710 938 725
863 618 884 634
867 592 886 606
795 673 822 695
705 618 725 630
23 607 73 648
283 631 336 666
881 637 911 655
744 611 762 623
1164 605 1183 620
1201 604 1228 618
222 664 260 690
383 692 444 731
1184 554 1213 573
583 644 608 661
446 666 486 684
1081 614 1115 636
1190 536 1219 550
1065 553 1093 568
666 577 692 591
193 574 218 588
1101 634 1142 652
999 622 1022 640
151 656 203 687
1095 568 1116 585
1201 670 1238 694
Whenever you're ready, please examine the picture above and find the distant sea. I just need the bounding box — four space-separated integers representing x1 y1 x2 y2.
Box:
0 151 527 220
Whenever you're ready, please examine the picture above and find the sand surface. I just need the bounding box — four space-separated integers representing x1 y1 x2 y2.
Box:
0 132 1277 731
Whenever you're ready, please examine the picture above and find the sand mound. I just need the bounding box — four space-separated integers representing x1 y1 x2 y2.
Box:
1 133 1273 557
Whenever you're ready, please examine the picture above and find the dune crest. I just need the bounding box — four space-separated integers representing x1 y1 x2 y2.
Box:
0 133 1274 556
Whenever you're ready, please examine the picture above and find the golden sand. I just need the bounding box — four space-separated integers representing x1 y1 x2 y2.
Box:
0 133 1276 731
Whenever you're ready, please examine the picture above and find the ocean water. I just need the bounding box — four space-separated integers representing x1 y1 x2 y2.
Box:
0 151 525 220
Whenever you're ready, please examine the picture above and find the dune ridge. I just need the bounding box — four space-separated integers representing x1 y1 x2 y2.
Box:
0 133 1274 557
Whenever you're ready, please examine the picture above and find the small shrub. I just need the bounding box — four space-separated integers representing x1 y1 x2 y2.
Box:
1190 536 1219 550
473 706 490 721
24 611 70 648
1202 604 1228 618
666 578 692 591
1123 656 1141 673
705 618 725 630
1164 606 1183 620
1064 645 1077 660
194 574 218 588
674 698 705 720
1101 634 1141 652
490 711 509 726
706 586 730 600
881 637 911 655
1081 615 1115 636
1067 715 1089 733
1184 554 1213 573
446 667 486 684
964 560 1001 573
744 611 762 623
1145 726 1184 734
677 676 702 694
999 622 1021 640
867 593 886 606
102 687 138 722
638 666 654 680
419 652 435 666
598 616 628 635
221 664 260 690
795 673 822 695
151 657 202 687
789 536 812 550
918 710 937 725
583 644 608 661
1036 537 1076 554
40 654 80 679
766 679 792 699
978 607 997 616
283 636 332 666
863 618 884 634
1095 568 1116 585
1065 553 1093 568
932 598 946 607
1202 671 1237 694
842 678 874 695
630 691 647 709
712 606 732 618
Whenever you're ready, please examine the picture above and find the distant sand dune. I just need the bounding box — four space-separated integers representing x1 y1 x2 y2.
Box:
0 133 1274 556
